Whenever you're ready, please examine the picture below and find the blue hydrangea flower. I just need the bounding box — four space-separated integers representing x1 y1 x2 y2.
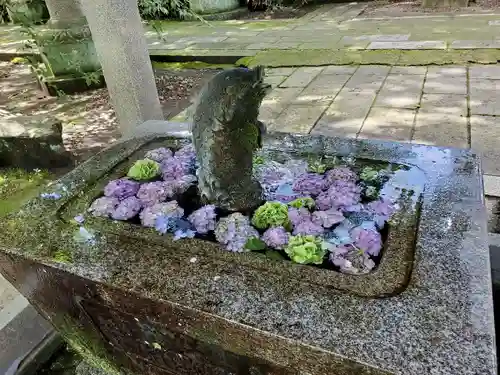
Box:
155 215 196 240
40 192 62 200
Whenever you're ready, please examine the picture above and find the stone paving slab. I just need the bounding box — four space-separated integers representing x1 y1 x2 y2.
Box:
367 41 447 50
259 64 500 177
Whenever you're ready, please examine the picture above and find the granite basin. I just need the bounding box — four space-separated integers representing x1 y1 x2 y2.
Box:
0 123 495 375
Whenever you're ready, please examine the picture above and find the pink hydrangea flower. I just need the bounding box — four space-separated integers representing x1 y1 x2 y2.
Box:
262 226 289 249
350 226 382 256
315 181 361 210
325 167 357 185
144 147 173 163
88 196 120 218
103 178 140 200
293 220 324 236
136 181 173 206
140 201 184 227
112 196 142 221
288 207 311 227
292 173 327 196
311 209 344 228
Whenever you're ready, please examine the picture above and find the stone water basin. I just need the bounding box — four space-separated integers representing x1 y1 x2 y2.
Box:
57 132 425 298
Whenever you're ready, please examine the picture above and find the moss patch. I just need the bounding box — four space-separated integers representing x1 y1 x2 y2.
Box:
0 169 53 217
151 60 233 70
237 49 500 67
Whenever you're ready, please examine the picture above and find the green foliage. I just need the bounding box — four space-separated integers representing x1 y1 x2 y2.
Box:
139 0 193 20
11 56 28 64
252 202 289 230
245 236 266 251
285 235 325 265
360 166 379 182
127 159 161 180
307 158 326 174
288 197 314 210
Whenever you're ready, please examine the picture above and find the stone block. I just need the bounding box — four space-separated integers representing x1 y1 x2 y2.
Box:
343 71 386 93
280 67 324 88
265 67 296 76
390 66 427 75
368 41 446 50
484 175 500 197
423 76 467 95
426 66 466 77
373 74 424 109
470 65 500 79
469 83 500 116
341 34 410 42
0 114 73 169
422 0 468 7
419 93 467 116
451 40 500 49
313 90 376 137
321 65 358 75
412 112 468 148
268 104 327 133
0 127 495 375
360 107 416 142
471 115 500 175
264 75 287 88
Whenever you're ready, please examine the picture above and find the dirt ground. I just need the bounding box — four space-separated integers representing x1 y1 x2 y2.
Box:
0 61 217 162
360 0 500 17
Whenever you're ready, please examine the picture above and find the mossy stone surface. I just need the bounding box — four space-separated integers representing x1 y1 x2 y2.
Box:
0 125 494 375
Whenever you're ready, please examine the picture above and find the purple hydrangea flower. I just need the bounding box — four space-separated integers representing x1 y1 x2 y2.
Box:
292 173 327 196
140 201 184 227
144 147 173 163
315 181 361 210
351 226 382 256
161 156 194 180
363 198 397 227
293 220 324 236
175 144 196 161
214 213 259 252
262 226 289 249
325 167 357 185
88 196 120 218
188 205 217 234
287 207 311 227
136 181 173 206
171 174 197 195
111 196 142 221
311 209 344 228
328 243 376 274
104 178 140 200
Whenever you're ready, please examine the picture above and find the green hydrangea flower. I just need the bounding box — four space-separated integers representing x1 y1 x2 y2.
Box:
252 202 289 230
285 235 326 265
127 159 160 181
308 159 327 174
288 197 315 210
360 166 379 182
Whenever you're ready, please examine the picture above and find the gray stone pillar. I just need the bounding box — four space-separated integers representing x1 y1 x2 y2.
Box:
45 0 86 28
80 0 164 136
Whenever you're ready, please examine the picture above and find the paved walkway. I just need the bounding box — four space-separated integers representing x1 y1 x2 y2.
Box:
1 3 500 59
259 64 500 174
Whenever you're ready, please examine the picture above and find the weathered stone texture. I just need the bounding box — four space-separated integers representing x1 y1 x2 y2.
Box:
0 113 73 169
